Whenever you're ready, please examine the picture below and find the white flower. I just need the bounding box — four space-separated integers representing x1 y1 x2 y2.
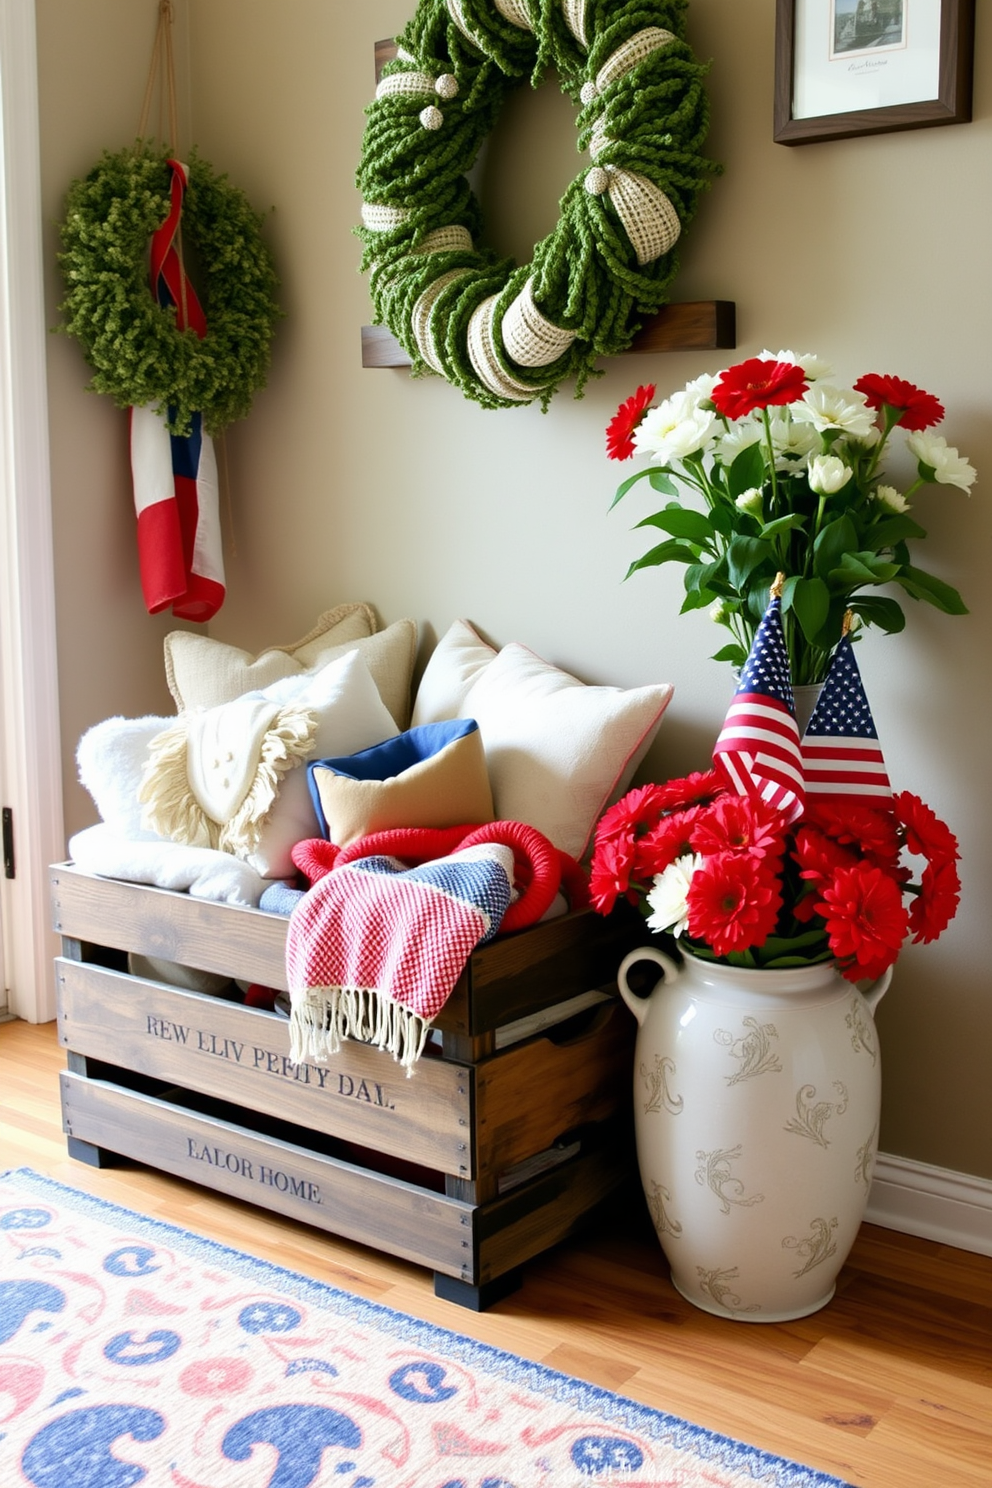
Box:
873 484 909 513
793 384 876 439
843 425 881 451
633 391 717 463
682 372 719 409
709 599 729 623
735 487 764 517
808 454 852 494
906 431 977 492
768 413 819 466
716 419 763 465
759 349 833 381
645 854 700 938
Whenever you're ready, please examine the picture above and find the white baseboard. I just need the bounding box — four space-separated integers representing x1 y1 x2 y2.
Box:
867 1152 992 1257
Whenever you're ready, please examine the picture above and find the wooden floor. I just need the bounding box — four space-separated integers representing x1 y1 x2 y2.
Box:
2 1017 989 1488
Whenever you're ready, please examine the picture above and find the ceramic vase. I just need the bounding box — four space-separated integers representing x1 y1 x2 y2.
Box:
617 948 891 1322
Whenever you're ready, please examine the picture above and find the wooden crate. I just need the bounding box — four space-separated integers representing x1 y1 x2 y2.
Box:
51 863 646 1308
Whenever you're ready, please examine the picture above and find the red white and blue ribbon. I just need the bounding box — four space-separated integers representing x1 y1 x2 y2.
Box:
129 159 225 622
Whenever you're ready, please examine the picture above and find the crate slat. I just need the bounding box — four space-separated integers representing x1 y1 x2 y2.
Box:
57 958 474 1178
60 1071 473 1278
51 865 289 989
474 1001 634 1176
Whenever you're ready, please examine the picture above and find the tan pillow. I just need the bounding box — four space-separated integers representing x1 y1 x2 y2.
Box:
308 719 493 848
165 609 418 728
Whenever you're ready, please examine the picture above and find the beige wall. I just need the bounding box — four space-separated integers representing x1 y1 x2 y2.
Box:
37 1 992 1181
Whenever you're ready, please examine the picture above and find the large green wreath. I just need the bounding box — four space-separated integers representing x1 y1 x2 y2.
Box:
356 0 720 410
58 144 280 438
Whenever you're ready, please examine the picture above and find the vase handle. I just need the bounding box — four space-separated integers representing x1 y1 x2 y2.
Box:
861 963 894 1016
617 946 680 1028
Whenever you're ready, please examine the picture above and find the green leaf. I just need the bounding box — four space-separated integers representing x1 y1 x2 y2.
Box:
784 575 830 643
708 501 736 537
726 535 774 591
868 514 928 546
849 595 906 633
727 442 766 498
648 469 679 495
609 466 659 509
760 513 807 541
813 515 858 581
760 951 834 968
711 642 747 665
680 587 716 613
634 506 714 544
759 930 831 955
625 540 699 577
827 551 901 587
895 565 970 615
685 557 734 598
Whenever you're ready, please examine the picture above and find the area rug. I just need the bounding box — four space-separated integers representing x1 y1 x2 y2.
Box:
0 1169 854 1487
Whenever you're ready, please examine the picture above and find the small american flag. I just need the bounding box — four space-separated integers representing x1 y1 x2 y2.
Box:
713 596 805 822
801 636 892 806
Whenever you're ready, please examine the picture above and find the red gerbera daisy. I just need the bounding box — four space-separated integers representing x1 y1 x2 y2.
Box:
686 853 782 956
589 834 637 915
852 373 944 432
909 858 961 944
805 801 901 871
792 824 857 887
893 791 960 869
594 782 669 846
691 795 787 866
815 862 908 981
635 807 704 879
606 383 656 460
710 358 808 420
653 769 726 813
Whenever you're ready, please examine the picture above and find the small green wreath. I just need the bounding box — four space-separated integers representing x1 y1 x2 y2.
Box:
356 0 720 411
58 143 280 438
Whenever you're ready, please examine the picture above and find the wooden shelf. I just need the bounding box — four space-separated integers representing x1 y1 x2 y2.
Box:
362 299 736 368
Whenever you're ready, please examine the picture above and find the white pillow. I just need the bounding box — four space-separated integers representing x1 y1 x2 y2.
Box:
77 715 172 841
68 824 269 907
411 619 496 726
458 642 673 860
166 615 418 729
144 649 400 879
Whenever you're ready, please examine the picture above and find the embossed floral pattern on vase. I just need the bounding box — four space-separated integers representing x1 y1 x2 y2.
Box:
619 948 889 1323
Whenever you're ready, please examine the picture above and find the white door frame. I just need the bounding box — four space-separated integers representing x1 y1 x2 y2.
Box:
0 0 64 1023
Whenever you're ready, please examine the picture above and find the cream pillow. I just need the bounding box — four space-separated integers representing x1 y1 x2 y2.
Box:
165 609 419 728
410 619 496 726
140 649 399 879
457 642 673 860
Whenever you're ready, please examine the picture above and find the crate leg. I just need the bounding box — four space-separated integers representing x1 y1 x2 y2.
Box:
66 1135 119 1168
433 1267 522 1311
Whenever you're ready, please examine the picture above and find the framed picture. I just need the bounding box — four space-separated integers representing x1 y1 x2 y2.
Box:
774 0 974 145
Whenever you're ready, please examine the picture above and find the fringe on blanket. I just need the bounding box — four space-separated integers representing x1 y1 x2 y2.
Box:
289 985 431 1077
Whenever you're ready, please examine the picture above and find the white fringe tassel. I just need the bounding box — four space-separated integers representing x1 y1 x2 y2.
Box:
289 986 431 1077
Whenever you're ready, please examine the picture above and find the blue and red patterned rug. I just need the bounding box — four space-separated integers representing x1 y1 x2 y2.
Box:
0 1168 853 1487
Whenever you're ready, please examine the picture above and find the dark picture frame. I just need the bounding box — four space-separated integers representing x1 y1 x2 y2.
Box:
774 0 974 145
